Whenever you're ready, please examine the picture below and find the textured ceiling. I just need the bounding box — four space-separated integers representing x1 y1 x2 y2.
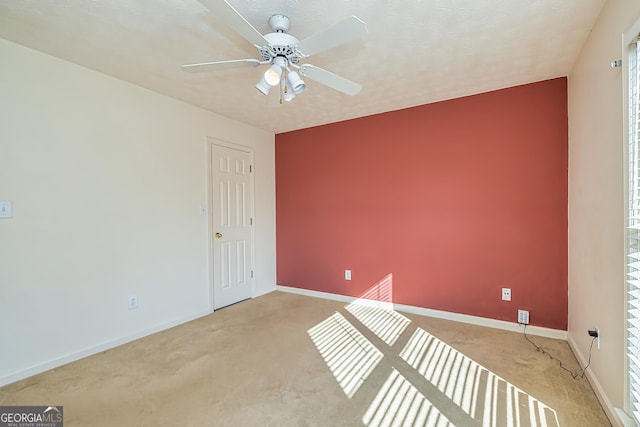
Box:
0 0 605 134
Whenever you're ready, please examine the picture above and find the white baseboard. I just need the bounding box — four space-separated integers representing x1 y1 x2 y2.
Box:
276 285 567 340
0 309 212 387
567 335 636 427
614 408 638 427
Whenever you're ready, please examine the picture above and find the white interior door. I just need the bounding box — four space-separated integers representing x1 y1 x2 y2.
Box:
211 143 254 310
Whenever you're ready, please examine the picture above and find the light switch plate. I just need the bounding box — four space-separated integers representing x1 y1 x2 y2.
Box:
0 200 13 218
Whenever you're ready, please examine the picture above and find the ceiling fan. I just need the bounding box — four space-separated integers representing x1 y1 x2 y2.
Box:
182 0 368 104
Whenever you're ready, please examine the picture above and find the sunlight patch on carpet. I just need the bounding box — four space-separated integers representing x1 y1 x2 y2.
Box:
400 327 559 427
346 299 411 346
363 368 454 427
308 312 383 398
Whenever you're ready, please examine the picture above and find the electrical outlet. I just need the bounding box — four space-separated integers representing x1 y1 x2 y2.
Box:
0 200 13 218
518 309 529 324
128 294 138 309
345 270 351 281
501 288 511 301
588 328 601 349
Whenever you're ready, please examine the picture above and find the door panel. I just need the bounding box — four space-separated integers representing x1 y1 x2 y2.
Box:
212 144 253 309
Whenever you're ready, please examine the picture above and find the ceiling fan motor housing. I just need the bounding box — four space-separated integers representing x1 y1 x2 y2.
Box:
259 32 301 65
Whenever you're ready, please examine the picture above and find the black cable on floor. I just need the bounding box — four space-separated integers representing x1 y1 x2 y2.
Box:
522 323 596 380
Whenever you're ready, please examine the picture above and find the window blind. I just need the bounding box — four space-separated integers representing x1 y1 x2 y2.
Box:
627 35 640 426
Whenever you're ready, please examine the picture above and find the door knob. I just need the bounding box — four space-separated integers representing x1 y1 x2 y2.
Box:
215 232 223 239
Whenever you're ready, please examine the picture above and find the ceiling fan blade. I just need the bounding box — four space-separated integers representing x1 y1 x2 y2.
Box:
181 59 261 73
296 16 367 57
298 64 362 96
198 0 268 47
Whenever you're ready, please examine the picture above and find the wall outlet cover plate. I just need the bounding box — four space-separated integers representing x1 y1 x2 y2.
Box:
0 200 13 218
518 309 529 324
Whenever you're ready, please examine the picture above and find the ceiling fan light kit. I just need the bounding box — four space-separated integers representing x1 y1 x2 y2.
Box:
287 71 306 94
281 83 296 102
182 0 368 104
264 56 287 86
255 76 271 96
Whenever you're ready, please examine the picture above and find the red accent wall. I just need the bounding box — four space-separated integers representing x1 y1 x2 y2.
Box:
276 78 568 330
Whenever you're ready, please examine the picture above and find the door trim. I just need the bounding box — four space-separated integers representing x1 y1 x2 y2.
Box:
206 137 256 312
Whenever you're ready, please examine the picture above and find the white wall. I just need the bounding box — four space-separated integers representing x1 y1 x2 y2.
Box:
0 39 276 385
568 0 640 425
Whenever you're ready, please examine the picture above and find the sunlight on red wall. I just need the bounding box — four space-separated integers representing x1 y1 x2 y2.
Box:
276 78 568 330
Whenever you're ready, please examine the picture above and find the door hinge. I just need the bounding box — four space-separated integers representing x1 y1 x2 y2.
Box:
250 217 253 226
251 270 254 278
249 164 253 173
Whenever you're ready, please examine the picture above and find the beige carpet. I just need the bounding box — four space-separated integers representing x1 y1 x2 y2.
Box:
0 291 610 426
